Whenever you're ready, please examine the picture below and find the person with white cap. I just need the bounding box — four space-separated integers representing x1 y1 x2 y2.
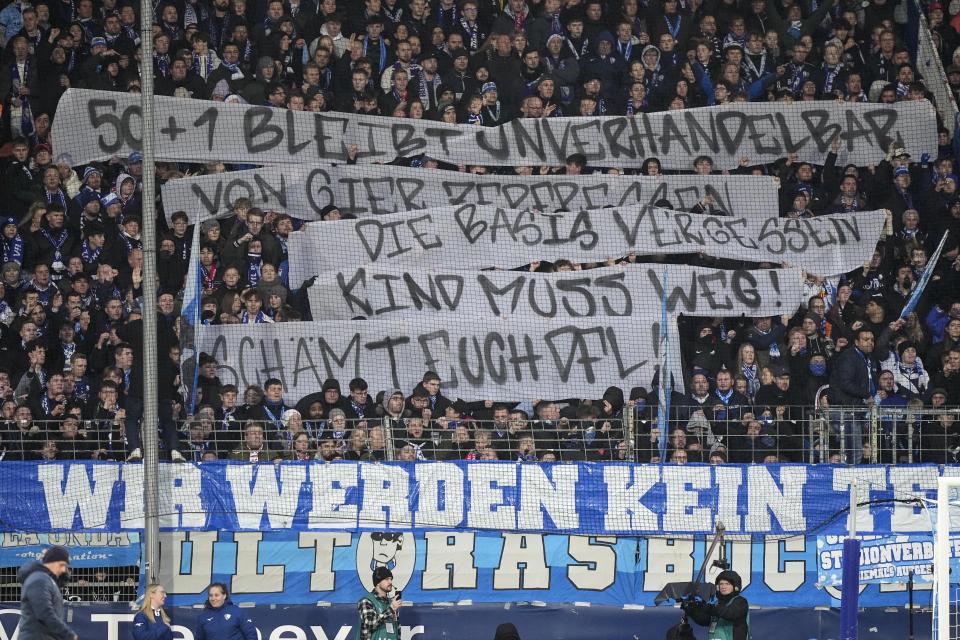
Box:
18 545 78 640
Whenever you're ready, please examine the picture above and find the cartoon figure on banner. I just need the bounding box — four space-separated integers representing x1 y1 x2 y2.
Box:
356 532 415 591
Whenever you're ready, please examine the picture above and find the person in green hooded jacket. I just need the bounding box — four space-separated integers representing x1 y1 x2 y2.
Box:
683 570 750 640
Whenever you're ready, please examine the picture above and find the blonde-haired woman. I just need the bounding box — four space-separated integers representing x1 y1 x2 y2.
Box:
132 583 173 640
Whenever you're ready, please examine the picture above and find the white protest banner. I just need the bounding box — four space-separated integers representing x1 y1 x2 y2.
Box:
54 89 937 170
287 205 886 285
307 264 804 321
200 316 682 401
160 163 778 221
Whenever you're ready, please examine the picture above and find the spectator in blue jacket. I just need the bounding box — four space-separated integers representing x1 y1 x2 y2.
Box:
132 583 173 640
194 583 257 640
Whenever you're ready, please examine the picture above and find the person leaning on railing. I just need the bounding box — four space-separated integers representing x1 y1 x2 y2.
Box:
919 409 960 464
828 328 881 465
230 422 281 463
285 431 315 461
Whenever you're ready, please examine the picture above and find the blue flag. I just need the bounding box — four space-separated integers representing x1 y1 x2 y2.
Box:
180 222 204 412
900 230 949 319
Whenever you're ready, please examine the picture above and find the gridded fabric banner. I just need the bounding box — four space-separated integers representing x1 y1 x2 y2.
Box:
307 264 804 321
160 163 780 221
53 89 938 169
287 205 886 285
0 462 941 535
197 315 682 401
0 532 141 568
816 534 948 585
137 531 936 607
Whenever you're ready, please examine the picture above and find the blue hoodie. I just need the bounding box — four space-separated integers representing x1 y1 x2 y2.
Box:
194 599 258 640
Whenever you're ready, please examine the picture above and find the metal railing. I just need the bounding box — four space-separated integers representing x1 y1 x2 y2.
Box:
3 406 958 465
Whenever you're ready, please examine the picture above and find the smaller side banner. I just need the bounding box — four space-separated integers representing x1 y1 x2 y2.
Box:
0 532 141 568
816 534 953 585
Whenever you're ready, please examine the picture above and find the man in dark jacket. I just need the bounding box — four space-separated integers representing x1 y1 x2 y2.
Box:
19 545 77 640
683 570 750 640
829 329 880 463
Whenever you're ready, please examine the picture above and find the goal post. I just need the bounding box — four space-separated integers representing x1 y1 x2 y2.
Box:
936 475 960 640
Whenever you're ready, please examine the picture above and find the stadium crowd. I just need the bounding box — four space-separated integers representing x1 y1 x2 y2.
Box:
1 0 960 466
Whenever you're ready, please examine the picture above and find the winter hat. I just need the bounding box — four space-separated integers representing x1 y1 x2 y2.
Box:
897 340 917 358
211 79 231 100
83 166 102 182
629 387 648 402
200 218 219 233
894 166 910 178
42 545 70 565
481 81 498 94
281 409 301 427
715 570 742 592
372 566 393 584
322 378 341 392
772 363 791 377
257 280 288 305
328 408 346 420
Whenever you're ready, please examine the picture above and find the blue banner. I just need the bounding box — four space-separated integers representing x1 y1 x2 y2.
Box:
0 462 950 535
0 602 931 640
152 529 937 608
817 534 960 586
0 533 140 568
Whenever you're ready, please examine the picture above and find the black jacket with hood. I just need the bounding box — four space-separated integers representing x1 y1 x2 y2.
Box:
18 560 75 640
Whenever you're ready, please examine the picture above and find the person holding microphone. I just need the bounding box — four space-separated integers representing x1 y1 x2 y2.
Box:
132 584 173 640
356 566 401 640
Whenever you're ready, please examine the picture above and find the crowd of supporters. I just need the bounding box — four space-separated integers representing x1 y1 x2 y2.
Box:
1 0 960 465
